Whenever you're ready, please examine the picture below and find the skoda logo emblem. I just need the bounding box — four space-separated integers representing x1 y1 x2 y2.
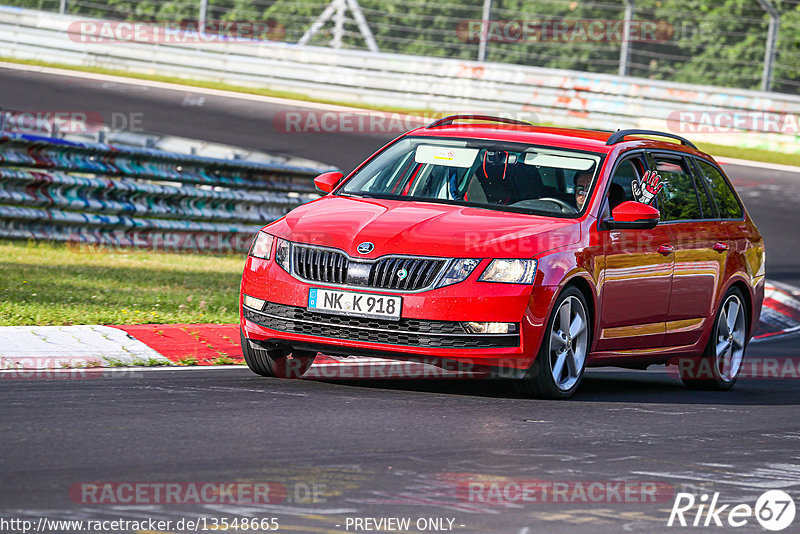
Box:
357 242 374 254
396 268 408 280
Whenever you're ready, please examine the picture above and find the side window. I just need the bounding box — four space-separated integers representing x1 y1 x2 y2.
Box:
609 159 639 203
648 154 703 221
695 160 744 219
605 157 642 215
690 160 717 219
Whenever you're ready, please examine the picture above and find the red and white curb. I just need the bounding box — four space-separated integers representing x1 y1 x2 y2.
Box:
0 325 169 369
753 280 800 342
0 323 452 377
1 281 798 374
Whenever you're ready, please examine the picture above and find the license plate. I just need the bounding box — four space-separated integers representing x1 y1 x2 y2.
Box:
308 288 401 321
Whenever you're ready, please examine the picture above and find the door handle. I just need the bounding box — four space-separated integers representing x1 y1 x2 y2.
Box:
713 242 729 252
657 244 675 256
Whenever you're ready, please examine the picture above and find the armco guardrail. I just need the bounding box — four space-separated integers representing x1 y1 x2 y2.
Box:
0 133 324 252
1 7 800 154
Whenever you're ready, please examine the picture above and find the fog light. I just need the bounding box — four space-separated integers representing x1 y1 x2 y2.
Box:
243 294 265 311
463 322 517 334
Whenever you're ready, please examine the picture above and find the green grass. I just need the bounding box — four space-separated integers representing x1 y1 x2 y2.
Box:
211 355 240 365
0 240 243 326
102 356 171 367
694 142 800 167
3 56 799 167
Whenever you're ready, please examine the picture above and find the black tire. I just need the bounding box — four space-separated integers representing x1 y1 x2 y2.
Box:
513 286 591 399
240 330 316 378
679 287 748 391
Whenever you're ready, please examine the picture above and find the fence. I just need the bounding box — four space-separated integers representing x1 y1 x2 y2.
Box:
2 6 800 154
2 0 799 96
0 132 325 252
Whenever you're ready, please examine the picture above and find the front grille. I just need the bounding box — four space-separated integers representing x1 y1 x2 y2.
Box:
292 245 348 284
368 257 446 290
243 302 519 349
291 243 446 291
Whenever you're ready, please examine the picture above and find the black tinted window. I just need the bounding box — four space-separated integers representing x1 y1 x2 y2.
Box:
649 155 702 221
605 158 643 217
695 160 743 219
692 166 717 219
610 160 639 202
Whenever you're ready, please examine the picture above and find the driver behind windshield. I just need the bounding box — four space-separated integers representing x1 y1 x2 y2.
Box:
340 138 601 218
574 170 592 210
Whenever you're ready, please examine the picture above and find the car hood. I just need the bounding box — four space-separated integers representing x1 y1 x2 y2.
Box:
267 195 580 258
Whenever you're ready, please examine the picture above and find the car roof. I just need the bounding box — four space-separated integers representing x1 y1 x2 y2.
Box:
408 123 714 161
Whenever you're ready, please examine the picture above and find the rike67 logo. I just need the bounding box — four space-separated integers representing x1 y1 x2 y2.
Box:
668 490 795 531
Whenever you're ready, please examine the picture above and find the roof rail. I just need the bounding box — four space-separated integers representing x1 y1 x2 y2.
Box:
426 114 533 129
606 129 697 150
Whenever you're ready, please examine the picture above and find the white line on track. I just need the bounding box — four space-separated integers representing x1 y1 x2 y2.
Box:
0 364 247 375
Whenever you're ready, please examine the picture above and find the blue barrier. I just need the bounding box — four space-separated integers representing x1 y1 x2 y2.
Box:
0 133 330 252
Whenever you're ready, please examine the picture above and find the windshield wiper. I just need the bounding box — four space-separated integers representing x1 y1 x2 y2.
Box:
340 191 400 200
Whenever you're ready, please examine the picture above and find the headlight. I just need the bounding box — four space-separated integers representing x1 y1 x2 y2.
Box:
275 238 291 272
249 231 274 259
479 259 538 284
436 258 481 288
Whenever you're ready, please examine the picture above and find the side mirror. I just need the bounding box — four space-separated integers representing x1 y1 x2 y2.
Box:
314 171 344 193
605 201 660 230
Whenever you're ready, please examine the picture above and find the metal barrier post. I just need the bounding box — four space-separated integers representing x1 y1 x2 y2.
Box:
198 0 208 32
332 0 345 49
300 0 379 52
477 0 492 62
618 0 635 76
757 0 780 92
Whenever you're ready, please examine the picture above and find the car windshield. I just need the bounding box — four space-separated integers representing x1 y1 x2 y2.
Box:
338 136 602 217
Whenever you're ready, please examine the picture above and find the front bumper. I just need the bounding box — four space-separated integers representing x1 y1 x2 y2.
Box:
240 256 558 372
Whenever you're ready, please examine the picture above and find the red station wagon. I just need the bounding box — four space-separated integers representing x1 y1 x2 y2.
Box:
239 116 765 398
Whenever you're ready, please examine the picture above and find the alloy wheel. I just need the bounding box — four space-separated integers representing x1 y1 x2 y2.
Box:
548 295 589 391
715 294 746 383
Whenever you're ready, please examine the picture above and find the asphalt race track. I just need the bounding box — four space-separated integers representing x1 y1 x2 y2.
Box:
1 65 798 533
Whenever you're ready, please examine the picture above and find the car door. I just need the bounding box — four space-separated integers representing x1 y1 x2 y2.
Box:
595 153 674 352
646 152 723 347
690 157 748 330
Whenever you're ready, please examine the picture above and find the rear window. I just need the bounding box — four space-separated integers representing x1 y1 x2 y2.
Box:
695 160 744 219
